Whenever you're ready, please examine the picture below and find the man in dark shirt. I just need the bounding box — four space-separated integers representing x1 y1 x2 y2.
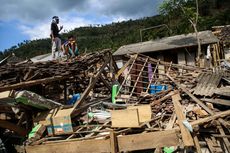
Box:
51 16 63 60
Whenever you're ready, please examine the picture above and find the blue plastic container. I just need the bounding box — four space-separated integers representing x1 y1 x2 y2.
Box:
149 84 156 94
149 84 168 94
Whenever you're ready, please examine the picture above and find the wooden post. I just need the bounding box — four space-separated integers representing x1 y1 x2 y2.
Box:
110 130 118 153
157 55 165 79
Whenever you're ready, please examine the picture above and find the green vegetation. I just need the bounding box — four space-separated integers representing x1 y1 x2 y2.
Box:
0 0 229 60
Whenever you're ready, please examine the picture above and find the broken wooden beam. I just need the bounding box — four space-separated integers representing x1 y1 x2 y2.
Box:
0 76 67 92
172 93 194 147
201 98 230 106
189 109 230 127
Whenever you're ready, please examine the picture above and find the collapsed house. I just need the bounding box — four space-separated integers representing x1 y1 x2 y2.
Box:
0 49 229 153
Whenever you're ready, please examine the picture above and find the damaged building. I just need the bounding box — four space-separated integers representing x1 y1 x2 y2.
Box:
113 30 224 68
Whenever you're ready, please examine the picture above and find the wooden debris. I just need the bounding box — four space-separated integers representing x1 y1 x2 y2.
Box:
0 52 229 153
172 93 194 147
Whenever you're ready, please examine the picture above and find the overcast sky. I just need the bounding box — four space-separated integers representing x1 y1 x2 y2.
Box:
0 0 163 52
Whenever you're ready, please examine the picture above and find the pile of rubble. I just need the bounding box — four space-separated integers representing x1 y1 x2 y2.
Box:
0 51 230 153
212 25 230 48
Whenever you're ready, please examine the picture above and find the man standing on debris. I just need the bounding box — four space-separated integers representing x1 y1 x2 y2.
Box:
50 16 63 60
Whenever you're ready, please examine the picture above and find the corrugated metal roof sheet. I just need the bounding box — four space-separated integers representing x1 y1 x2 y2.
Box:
193 72 222 96
113 31 219 56
30 52 65 63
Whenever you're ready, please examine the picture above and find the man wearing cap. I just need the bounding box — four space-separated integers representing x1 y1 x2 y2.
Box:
50 16 63 60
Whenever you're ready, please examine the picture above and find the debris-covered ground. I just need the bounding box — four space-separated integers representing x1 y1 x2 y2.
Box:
0 50 230 153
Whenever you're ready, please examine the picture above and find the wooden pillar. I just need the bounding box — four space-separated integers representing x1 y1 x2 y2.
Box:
136 62 143 95
186 48 195 66
157 54 164 79
178 51 186 73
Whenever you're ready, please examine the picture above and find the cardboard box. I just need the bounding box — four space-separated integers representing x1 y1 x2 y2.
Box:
52 108 73 135
34 108 73 136
35 109 58 136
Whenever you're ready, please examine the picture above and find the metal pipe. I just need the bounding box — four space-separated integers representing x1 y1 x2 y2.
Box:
140 24 172 42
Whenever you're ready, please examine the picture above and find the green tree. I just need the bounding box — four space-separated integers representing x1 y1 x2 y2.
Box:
160 0 201 64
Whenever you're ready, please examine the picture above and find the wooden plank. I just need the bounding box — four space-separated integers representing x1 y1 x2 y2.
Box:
117 130 179 152
201 98 230 106
190 110 230 127
0 76 67 92
0 91 11 98
146 59 160 92
111 109 140 127
99 74 112 93
26 130 179 153
110 130 118 153
157 54 165 78
172 93 194 147
193 134 202 153
211 134 230 138
0 91 14 103
166 113 176 130
127 105 151 123
151 90 176 105
205 137 219 153
26 138 110 153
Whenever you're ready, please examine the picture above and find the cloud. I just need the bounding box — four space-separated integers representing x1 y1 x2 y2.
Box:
18 15 93 40
0 0 88 23
0 0 162 23
89 0 162 19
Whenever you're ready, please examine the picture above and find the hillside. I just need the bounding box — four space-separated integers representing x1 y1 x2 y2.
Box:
0 0 229 60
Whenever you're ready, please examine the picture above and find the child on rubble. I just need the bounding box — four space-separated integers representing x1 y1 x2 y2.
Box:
62 35 79 59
